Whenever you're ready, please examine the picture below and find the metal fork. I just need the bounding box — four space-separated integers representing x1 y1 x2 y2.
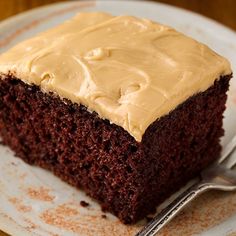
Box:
136 135 236 236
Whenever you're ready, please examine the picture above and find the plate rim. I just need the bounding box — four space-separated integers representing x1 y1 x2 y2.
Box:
0 0 235 40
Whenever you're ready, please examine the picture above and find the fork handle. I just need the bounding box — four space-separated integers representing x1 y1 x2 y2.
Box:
136 181 209 236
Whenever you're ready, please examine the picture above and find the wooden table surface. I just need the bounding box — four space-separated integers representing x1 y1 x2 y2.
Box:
0 0 235 235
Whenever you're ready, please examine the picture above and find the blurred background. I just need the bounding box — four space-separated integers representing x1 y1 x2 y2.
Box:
0 0 235 30
0 0 235 236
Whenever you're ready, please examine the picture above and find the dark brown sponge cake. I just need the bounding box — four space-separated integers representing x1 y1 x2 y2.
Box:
0 74 231 224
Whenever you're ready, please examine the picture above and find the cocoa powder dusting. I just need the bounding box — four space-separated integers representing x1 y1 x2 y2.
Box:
27 186 55 202
24 218 36 230
40 203 140 236
8 197 32 213
54 204 79 216
159 191 236 235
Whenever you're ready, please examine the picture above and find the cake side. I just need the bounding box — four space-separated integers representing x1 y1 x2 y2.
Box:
0 12 232 141
0 74 231 223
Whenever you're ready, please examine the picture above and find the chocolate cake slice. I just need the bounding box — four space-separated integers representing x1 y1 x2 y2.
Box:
0 12 232 224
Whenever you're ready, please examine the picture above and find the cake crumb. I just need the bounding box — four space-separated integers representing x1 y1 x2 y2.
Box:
101 214 107 219
80 200 89 207
145 216 153 222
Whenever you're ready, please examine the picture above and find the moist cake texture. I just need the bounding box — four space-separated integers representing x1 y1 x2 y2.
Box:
0 12 232 224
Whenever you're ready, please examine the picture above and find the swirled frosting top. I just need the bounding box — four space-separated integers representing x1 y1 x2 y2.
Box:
0 12 232 141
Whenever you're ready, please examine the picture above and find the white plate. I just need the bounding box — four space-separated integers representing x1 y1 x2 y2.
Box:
0 1 236 236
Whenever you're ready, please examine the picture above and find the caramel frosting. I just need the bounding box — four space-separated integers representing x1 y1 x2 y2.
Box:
0 12 232 141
